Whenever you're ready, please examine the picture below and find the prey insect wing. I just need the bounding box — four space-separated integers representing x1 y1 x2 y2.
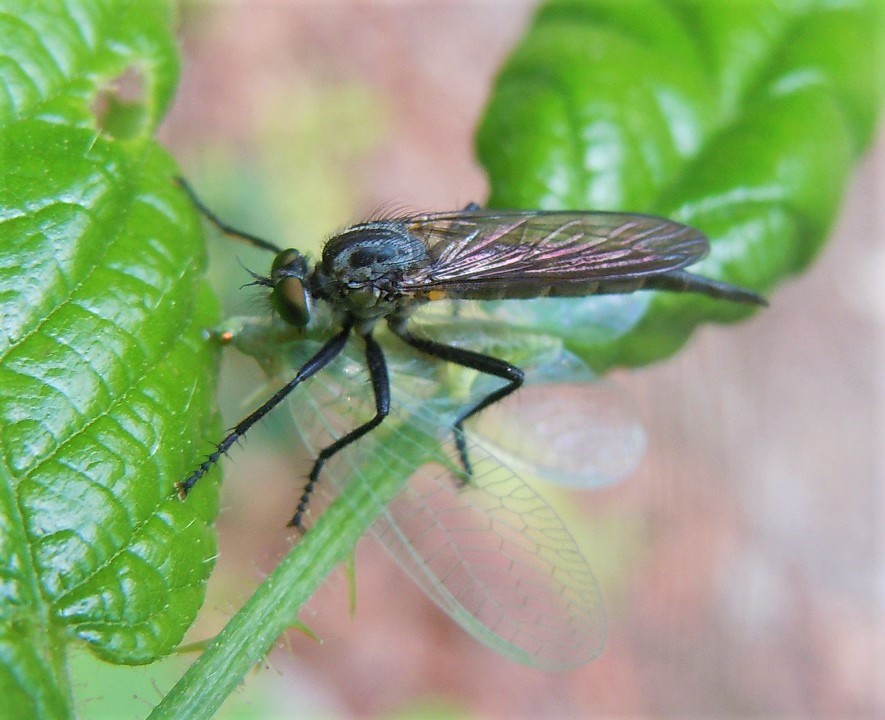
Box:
278 329 614 668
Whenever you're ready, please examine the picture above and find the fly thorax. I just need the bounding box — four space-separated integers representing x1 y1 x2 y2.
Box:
320 221 430 319
342 285 386 314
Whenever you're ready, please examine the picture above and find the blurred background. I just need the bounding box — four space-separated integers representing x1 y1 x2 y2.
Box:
74 1 883 717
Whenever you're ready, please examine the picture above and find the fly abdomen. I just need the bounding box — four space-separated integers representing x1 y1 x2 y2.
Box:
445 278 629 301
429 270 765 306
546 271 764 305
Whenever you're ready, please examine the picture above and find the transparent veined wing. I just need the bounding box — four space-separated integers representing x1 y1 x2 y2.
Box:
401 210 708 291
472 367 646 490
403 307 647 490
224 309 644 668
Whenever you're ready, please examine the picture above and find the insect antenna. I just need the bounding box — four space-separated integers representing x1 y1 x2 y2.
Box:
175 176 284 254
236 257 273 288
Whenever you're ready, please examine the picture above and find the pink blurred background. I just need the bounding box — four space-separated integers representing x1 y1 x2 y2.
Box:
156 2 882 717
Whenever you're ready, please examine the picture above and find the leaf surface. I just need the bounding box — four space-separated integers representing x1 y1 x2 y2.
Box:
0 2 219 716
477 0 884 367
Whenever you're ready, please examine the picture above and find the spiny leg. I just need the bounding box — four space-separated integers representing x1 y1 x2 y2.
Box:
388 320 524 478
289 330 391 531
176 325 351 499
175 177 283 253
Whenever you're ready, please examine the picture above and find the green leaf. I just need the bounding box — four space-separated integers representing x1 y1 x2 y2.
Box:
0 2 219 717
476 0 885 368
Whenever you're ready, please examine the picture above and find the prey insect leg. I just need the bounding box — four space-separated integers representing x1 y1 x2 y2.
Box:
389 321 524 478
176 324 351 499
289 331 391 531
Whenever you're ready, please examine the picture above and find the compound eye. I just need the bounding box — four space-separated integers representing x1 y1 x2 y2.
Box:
271 249 302 276
270 249 311 327
273 276 311 327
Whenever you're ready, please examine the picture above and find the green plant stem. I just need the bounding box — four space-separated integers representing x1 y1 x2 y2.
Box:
149 419 425 719
148 495 368 718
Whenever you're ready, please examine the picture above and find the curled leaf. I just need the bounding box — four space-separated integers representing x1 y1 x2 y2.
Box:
477 0 884 368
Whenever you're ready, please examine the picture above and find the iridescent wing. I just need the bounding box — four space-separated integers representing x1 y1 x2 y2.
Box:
228 315 644 669
400 210 708 292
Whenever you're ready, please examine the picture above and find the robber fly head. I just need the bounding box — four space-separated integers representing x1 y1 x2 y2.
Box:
269 248 312 328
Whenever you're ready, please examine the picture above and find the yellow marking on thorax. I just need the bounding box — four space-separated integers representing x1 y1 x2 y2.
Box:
427 289 447 301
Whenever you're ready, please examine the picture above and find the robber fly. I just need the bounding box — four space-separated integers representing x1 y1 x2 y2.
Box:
175 179 765 531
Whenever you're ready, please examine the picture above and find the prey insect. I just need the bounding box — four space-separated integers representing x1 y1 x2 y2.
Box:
175 178 765 531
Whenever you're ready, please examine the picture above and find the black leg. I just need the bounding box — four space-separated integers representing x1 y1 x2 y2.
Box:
388 320 523 476
648 269 768 306
176 325 351 499
175 176 283 254
289 331 391 530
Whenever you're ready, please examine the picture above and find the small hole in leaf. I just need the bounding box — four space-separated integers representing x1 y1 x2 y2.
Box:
92 66 149 140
